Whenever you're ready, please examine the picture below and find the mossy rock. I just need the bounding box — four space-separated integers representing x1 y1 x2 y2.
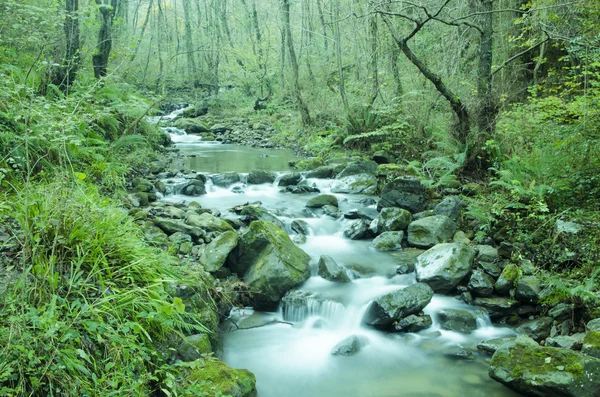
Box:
178 333 213 362
177 359 256 397
186 212 234 234
490 336 600 397
295 157 325 170
227 221 310 309
174 118 211 134
495 263 520 295
582 331 600 358
200 231 239 272
306 194 339 208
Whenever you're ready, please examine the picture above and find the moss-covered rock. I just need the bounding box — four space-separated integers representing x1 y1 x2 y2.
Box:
200 231 239 272
407 215 456 248
415 243 475 293
495 263 520 295
582 331 600 358
174 118 210 134
227 221 311 309
370 207 412 234
330 173 377 194
489 336 600 397
306 194 339 208
177 359 256 397
186 212 234 234
370 231 404 251
247 169 276 184
362 283 434 329
177 333 213 362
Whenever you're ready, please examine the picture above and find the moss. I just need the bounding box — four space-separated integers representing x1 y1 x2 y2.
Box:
500 263 520 282
584 330 600 345
180 359 256 397
493 343 584 379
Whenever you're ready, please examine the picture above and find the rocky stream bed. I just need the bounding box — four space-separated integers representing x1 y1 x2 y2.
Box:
119 107 600 396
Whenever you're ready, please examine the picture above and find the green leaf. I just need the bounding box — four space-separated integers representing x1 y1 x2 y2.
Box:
173 297 185 314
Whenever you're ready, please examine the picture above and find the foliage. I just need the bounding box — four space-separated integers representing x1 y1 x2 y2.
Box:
0 182 214 396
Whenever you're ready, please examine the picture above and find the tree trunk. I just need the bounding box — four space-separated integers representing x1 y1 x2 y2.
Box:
383 15 470 144
181 0 199 83
368 1 379 106
281 0 311 125
476 0 496 135
92 0 118 79
334 0 349 111
53 0 80 93
130 0 153 62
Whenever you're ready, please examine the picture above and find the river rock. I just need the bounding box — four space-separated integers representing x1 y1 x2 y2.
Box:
177 333 212 362
468 270 495 297
331 335 369 356
211 172 241 187
474 297 520 320
344 209 377 221
489 336 600 397
306 194 338 208
378 176 425 213
582 331 600 358
438 309 478 333
586 318 600 332
199 231 239 272
479 261 501 279
282 185 320 194
516 317 553 342
322 205 340 218
476 244 499 263
494 263 519 295
153 217 205 241
407 215 456 248
247 169 276 184
292 234 307 244
335 160 378 178
278 172 302 186
318 255 350 282
415 243 475 293
434 196 463 221
330 173 377 194
549 303 575 321
343 219 374 240
240 205 285 230
515 275 542 304
547 334 585 350
179 359 256 397
362 283 434 329
181 180 206 196
163 205 187 219
226 221 310 309
291 219 311 236
370 207 412 235
370 231 404 252
186 212 234 234
306 166 336 179
395 313 433 332
477 336 517 355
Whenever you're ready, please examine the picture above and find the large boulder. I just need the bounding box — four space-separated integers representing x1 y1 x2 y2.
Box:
362 283 434 329
394 313 433 332
335 161 378 178
153 217 205 241
407 215 456 248
306 194 338 208
278 172 303 187
318 255 350 282
181 180 206 196
330 173 377 194
378 176 425 213
240 206 285 230
370 231 404 252
495 263 519 295
438 309 478 334
415 243 475 293
226 221 311 309
186 212 234 234
370 207 412 235
247 169 276 184
468 270 495 297
434 196 463 221
211 172 241 187
474 297 520 320
306 166 336 179
200 231 239 272
177 359 256 397
343 219 374 240
489 336 600 397
516 317 553 342
516 275 542 304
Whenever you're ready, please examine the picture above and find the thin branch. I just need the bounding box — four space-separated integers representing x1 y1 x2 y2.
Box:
492 36 551 76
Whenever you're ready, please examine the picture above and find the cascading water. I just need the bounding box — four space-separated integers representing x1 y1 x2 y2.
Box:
157 108 520 397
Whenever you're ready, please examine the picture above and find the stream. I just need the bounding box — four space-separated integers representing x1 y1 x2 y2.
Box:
157 119 521 397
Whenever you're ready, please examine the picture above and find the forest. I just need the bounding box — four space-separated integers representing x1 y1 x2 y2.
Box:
1 0 600 396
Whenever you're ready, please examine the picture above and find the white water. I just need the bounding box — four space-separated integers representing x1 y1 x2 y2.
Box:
159 120 520 397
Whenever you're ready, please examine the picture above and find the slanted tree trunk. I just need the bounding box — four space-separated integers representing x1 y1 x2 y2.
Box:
92 0 118 79
53 0 80 93
281 0 311 125
382 14 470 145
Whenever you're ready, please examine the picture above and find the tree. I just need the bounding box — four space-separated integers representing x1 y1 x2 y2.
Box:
50 0 80 93
93 0 119 79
